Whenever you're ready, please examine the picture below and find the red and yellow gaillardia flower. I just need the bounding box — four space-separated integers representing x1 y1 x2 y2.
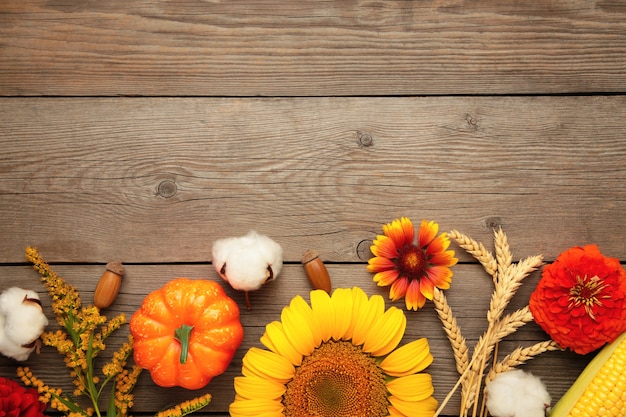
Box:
230 287 437 417
368 217 458 310
529 244 626 355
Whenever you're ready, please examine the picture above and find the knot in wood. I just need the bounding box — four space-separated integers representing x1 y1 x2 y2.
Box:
157 179 177 198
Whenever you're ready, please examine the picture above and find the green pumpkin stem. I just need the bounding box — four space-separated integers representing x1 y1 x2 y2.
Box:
174 324 194 364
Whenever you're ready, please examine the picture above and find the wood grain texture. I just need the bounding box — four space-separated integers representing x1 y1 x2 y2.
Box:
1 96 625 264
1 2 625 416
0 262 588 415
1 0 625 96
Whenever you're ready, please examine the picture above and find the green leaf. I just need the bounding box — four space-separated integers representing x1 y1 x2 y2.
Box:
107 383 118 417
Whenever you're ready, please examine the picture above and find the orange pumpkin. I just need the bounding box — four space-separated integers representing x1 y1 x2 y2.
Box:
130 278 244 390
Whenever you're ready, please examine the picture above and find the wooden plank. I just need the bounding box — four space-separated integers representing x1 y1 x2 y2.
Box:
0 263 589 415
1 1 625 96
0 96 625 263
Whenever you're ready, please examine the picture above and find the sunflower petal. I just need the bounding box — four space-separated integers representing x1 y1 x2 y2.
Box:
388 405 406 417
380 338 433 377
330 288 353 340
229 398 284 417
388 395 438 417
233 376 286 400
281 303 316 356
261 321 303 366
344 286 368 340
352 294 385 346
386 373 435 402
310 289 334 342
362 307 407 356
242 347 295 383
289 295 322 346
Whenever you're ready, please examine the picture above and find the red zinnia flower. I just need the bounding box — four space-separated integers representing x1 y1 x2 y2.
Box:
529 244 626 354
367 217 458 311
0 377 46 417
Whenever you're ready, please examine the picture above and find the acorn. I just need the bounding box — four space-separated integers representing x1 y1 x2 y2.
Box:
94 261 124 309
301 250 332 293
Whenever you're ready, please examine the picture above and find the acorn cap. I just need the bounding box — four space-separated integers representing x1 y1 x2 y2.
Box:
105 261 125 276
301 250 320 265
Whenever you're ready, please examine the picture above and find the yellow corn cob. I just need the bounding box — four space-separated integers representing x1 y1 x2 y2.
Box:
550 331 626 417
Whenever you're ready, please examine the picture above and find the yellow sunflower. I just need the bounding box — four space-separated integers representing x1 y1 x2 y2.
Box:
368 217 458 310
230 287 437 417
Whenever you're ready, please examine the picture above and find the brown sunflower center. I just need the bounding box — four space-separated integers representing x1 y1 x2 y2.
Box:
568 275 609 320
397 244 427 279
283 340 388 417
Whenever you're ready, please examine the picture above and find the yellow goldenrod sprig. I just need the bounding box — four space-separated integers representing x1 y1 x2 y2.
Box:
155 393 213 417
23 247 138 417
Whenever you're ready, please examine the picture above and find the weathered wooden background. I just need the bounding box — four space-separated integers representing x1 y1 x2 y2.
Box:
1 1 625 416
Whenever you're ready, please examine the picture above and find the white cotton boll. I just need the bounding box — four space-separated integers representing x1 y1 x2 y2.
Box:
0 315 38 361
0 287 49 361
485 369 551 417
212 230 283 292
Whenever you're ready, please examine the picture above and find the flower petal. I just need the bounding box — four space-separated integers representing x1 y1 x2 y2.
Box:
388 406 407 417
381 338 433 377
383 217 414 248
371 235 399 259
280 304 316 357
429 249 458 267
352 294 385 346
261 321 303 366
426 266 453 289
375 269 401 287
386 373 435 402
229 399 284 417
310 289 334 342
362 306 406 357
330 288 353 340
419 275 436 300
389 277 409 301
405 279 426 310
233 376 286 400
289 295 322 346
344 286 368 340
241 347 295 383
425 232 450 255
367 256 397 273
389 395 438 417
418 219 438 248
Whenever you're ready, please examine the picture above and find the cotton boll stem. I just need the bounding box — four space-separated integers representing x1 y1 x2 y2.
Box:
244 291 251 310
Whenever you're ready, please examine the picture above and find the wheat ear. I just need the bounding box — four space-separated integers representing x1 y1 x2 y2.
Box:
487 255 543 324
493 227 512 284
433 288 469 378
485 339 561 383
449 229 497 278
